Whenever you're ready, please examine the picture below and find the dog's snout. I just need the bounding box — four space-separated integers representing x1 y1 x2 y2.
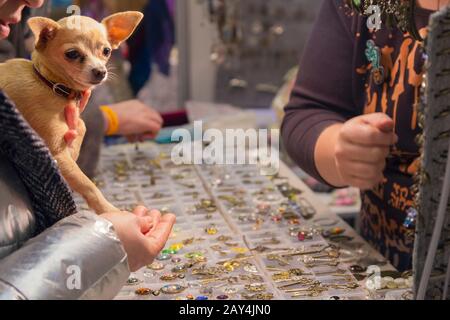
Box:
92 68 107 81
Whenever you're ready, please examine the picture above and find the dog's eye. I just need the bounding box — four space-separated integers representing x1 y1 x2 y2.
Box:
103 48 111 57
65 50 81 61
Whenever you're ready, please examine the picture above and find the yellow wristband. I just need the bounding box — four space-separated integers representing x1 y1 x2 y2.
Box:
100 105 120 136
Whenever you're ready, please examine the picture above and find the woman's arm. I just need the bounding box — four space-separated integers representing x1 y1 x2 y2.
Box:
0 212 130 300
281 0 358 186
281 0 396 189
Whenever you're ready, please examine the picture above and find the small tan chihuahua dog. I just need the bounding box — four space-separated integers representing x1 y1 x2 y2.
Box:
0 12 143 214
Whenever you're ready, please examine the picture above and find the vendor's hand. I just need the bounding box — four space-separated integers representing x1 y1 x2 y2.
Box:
102 206 176 272
333 113 398 190
106 100 163 140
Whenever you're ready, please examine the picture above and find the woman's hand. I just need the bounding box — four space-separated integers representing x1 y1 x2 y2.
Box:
315 113 398 190
64 90 91 147
101 206 176 272
105 100 164 141
333 113 397 189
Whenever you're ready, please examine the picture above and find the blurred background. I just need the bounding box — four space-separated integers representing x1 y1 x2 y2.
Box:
49 0 322 113
1 0 361 226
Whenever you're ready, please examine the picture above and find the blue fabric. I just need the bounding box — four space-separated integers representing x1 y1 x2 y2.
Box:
51 0 73 8
127 0 175 95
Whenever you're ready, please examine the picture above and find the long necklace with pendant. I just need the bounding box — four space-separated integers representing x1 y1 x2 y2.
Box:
365 39 385 85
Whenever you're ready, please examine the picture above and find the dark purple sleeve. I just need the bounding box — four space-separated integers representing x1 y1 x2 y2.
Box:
281 0 361 185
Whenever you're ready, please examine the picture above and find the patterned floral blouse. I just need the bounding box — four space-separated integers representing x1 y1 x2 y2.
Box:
282 0 433 270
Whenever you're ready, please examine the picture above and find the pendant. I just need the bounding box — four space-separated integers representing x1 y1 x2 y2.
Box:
243 264 259 274
365 40 385 85
184 251 204 259
160 273 185 281
161 284 186 295
245 283 267 293
403 207 417 229
156 253 172 261
126 277 142 286
171 264 189 274
205 224 218 235
147 262 165 271
135 288 152 296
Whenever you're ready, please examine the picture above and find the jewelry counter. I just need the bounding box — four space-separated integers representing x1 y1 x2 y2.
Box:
74 143 412 300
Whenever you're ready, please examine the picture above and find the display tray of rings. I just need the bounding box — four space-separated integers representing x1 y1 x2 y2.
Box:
74 142 413 300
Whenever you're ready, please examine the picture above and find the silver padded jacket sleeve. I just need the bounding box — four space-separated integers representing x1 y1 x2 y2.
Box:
0 211 130 300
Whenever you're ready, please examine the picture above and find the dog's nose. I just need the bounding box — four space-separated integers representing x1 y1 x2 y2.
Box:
92 68 106 81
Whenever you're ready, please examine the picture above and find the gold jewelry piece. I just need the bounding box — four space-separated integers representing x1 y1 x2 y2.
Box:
218 195 246 207
270 267 313 281
223 261 240 272
135 288 152 296
181 237 205 246
160 273 185 281
266 266 286 272
239 274 265 283
241 293 274 300
205 224 218 235
192 266 225 277
311 248 340 259
245 283 267 292
325 282 360 290
243 263 259 274
224 241 240 247
256 237 281 246
216 254 255 265
200 277 222 285
291 291 322 298
281 245 330 258
278 278 319 290
284 284 328 294
147 262 165 271
314 268 347 277
210 244 228 256
267 254 291 266
303 256 339 268
217 235 232 242
271 271 291 281
230 247 248 254
171 264 190 274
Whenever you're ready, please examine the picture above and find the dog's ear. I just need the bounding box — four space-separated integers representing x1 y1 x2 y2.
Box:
28 17 60 51
102 11 143 49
